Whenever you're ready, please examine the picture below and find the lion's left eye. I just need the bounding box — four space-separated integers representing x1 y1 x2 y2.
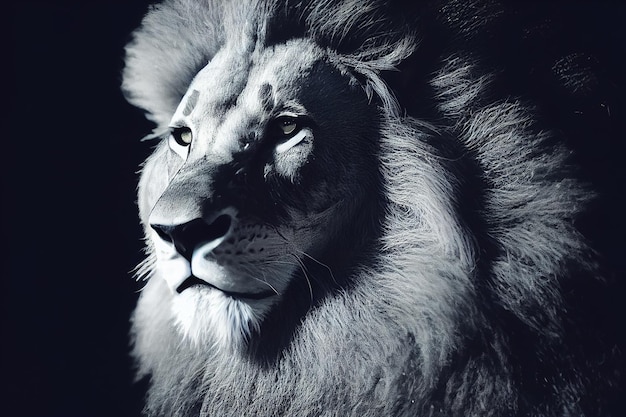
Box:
270 114 311 153
278 118 298 136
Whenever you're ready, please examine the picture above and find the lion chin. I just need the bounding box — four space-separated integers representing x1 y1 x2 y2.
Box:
170 286 272 350
123 0 621 416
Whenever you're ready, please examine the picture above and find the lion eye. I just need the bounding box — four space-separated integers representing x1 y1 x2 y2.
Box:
172 126 193 146
271 114 311 153
278 118 298 137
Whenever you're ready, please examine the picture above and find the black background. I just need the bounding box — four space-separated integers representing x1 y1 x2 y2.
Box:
6 2 153 416
4 2 625 417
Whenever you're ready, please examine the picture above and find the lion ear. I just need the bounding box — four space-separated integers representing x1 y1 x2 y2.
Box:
332 36 416 117
299 0 419 114
122 0 224 135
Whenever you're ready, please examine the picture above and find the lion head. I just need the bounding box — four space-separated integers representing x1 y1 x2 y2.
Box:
123 1 620 415
137 36 385 350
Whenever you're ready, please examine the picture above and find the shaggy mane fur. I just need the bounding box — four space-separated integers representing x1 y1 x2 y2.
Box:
123 1 623 416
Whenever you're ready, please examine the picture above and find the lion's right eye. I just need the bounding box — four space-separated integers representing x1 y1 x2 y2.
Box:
172 127 193 147
168 126 193 159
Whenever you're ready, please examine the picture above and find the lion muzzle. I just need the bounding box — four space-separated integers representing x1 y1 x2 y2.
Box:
150 208 276 299
151 214 233 262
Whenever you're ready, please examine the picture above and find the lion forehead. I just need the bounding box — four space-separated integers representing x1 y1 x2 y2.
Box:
164 39 326 163
177 39 323 123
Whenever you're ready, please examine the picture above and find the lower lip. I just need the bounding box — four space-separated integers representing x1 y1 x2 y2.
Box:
176 276 275 300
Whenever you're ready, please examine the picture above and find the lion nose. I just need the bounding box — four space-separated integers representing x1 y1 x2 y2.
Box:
151 213 234 261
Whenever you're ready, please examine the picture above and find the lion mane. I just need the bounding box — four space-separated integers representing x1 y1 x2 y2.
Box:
122 0 622 416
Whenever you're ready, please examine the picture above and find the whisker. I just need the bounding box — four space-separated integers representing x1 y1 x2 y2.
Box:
290 254 314 307
294 250 338 286
132 255 155 282
251 272 281 296
266 223 290 244
258 258 297 267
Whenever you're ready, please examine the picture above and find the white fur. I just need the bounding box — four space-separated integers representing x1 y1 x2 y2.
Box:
275 129 308 154
123 1 610 416
170 285 272 350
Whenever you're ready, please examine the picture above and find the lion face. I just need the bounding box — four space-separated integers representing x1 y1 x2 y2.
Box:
139 38 379 349
123 1 622 415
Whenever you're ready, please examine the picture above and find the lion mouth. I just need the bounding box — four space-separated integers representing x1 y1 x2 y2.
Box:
176 275 276 300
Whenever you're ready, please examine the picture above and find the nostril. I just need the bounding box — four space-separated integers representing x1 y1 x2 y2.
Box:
150 212 234 260
152 224 175 243
205 214 232 242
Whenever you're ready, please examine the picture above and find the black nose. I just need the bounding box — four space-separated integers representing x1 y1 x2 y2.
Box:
151 213 233 260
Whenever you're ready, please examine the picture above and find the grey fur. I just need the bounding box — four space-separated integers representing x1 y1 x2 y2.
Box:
258 83 274 112
123 1 618 416
182 90 199 116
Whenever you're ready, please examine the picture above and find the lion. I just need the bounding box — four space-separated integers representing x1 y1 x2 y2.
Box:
122 0 622 415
